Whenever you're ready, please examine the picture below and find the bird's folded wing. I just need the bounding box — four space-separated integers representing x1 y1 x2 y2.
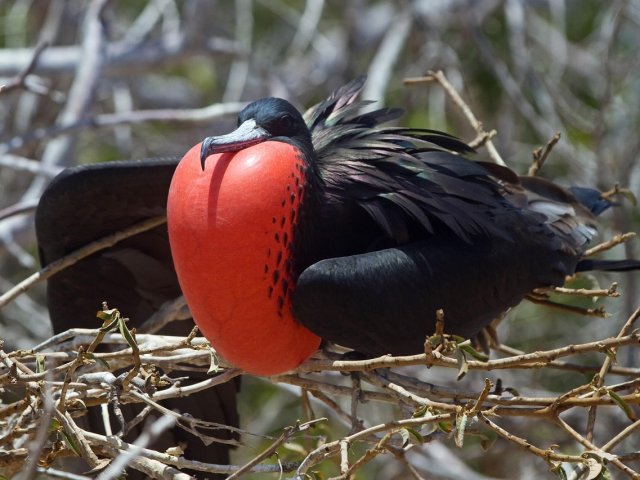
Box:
293 233 571 357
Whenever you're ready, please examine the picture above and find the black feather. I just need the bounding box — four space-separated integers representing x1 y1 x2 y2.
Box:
576 259 640 272
569 186 614 216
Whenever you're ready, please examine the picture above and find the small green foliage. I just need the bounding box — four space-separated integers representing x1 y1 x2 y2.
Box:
59 429 81 457
96 306 120 331
36 354 45 373
457 339 489 361
399 427 424 447
412 404 428 418
438 421 453 433
48 418 61 433
117 314 136 349
455 347 469 380
608 390 637 422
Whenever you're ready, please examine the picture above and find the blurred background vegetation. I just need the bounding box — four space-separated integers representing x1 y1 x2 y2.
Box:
1 1 639 478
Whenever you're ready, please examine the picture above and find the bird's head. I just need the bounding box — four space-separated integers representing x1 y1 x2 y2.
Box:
200 97 312 170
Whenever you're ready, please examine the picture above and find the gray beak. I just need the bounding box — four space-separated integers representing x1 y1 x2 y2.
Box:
200 119 271 170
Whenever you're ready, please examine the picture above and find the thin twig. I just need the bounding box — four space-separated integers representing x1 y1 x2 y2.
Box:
555 415 640 478
525 293 609 317
53 409 100 468
296 413 453 477
301 333 640 373
0 41 49 95
96 414 176 480
405 71 506 166
586 305 640 442
536 282 619 298
479 413 584 464
585 232 637 257
226 419 325 480
528 131 562 176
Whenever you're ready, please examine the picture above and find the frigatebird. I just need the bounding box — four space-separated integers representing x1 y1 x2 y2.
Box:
35 76 639 475
168 76 640 376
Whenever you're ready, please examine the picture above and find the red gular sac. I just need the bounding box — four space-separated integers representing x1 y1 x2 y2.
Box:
168 141 321 375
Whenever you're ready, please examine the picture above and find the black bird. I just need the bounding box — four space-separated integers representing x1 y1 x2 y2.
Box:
36 159 238 478
36 75 639 473
166 76 640 376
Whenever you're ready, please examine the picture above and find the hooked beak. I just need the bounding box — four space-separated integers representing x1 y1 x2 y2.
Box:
200 119 271 170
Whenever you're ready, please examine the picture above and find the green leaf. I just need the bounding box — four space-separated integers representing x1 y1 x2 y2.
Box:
399 428 411 447
96 308 116 321
412 405 428 417
282 441 307 455
117 316 137 349
399 428 424 447
438 421 453 433
96 307 120 330
608 390 637 421
455 348 469 380
60 430 81 456
36 354 45 373
457 341 489 361
582 453 610 480
48 418 62 433
426 335 443 349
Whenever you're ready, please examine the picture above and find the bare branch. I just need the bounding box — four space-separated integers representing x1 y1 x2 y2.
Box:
405 71 506 165
0 41 49 95
528 131 562 176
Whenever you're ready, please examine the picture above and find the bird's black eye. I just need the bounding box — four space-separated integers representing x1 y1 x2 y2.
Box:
280 113 294 130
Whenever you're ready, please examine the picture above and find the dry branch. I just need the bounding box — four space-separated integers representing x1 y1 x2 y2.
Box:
405 71 506 166
2 301 640 477
3 6 640 477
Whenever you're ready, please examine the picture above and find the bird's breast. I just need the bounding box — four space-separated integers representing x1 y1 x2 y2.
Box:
167 141 320 375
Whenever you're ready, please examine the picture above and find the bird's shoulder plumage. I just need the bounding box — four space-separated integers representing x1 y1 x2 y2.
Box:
301 77 603 256
303 78 531 246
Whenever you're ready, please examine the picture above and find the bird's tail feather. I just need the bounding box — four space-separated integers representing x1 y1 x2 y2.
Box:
576 259 640 272
569 186 615 216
